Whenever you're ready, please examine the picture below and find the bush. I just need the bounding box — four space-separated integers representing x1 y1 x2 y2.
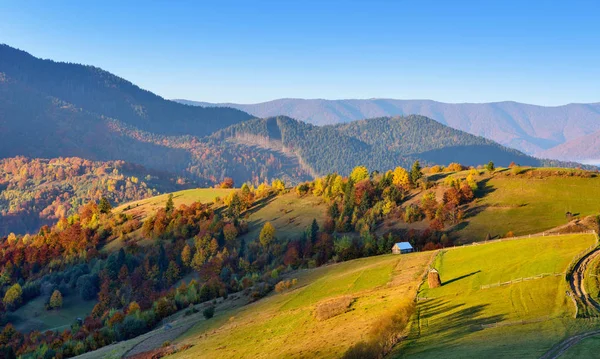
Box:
343 299 415 358
274 279 298 293
203 306 215 319
314 296 354 321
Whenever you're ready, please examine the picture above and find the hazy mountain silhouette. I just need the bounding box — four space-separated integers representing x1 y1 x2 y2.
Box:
179 98 600 161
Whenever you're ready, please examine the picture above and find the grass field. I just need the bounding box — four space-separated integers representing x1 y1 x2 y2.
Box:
241 191 328 243
456 174 600 242
10 295 95 333
560 334 600 358
584 252 600 302
395 233 597 359
169 252 432 359
115 188 235 219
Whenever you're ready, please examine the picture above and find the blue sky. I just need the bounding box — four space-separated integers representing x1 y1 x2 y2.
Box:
1 0 598 105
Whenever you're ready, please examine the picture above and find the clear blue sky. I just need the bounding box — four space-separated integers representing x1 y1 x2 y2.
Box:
1 0 598 105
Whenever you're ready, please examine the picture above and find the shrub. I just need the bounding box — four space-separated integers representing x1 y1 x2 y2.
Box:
203 306 215 319
274 279 298 293
342 299 415 358
314 296 354 321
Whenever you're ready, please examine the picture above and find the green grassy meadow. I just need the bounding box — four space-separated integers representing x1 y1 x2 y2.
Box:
396 233 597 359
456 174 600 241
560 334 600 358
170 252 432 359
10 295 96 333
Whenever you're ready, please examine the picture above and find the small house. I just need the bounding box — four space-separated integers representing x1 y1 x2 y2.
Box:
392 242 413 254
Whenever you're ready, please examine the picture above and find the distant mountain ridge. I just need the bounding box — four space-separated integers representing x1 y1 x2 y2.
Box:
0 43 588 188
178 98 600 162
212 115 572 178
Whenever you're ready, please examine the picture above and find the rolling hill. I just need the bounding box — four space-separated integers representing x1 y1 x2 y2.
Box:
182 98 600 162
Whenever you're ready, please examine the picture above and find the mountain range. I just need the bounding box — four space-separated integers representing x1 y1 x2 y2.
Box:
178 98 600 163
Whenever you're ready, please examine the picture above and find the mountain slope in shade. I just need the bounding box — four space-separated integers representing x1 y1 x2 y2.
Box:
179 98 600 160
212 115 572 178
0 45 309 186
0 44 253 138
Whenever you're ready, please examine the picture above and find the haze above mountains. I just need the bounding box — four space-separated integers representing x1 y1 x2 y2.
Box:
178 99 600 163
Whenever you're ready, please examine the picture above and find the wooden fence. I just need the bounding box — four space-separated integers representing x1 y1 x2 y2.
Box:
445 230 597 251
480 273 563 290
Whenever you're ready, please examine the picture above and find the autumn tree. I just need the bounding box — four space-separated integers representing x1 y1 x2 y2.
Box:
392 167 411 190
3 283 22 310
259 222 276 247
271 179 286 193
49 290 63 309
485 161 495 172
181 244 192 268
350 166 369 183
220 177 234 189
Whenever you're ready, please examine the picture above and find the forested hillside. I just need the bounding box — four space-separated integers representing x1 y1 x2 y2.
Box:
0 157 190 236
186 98 600 161
213 115 576 177
0 45 252 138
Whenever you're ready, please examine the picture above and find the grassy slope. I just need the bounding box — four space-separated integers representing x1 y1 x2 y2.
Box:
396 233 597 359
241 191 328 242
10 295 95 333
114 188 235 220
457 172 600 241
170 252 432 359
560 334 600 358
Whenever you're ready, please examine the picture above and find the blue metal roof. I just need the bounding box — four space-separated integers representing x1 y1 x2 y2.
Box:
394 242 413 250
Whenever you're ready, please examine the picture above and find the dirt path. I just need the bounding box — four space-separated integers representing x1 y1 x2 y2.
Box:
569 247 600 317
539 330 600 359
538 247 600 359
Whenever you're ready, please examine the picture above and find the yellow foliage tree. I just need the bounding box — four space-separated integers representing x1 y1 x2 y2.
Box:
3 283 22 310
259 222 276 247
392 167 411 189
350 166 369 183
271 179 286 193
312 178 325 196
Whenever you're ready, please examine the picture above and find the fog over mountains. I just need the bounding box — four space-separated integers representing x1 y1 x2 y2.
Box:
178 99 600 163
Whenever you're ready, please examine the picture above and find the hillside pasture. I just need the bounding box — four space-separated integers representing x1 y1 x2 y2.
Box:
396 233 597 358
114 188 234 220
169 252 433 359
456 174 600 242
9 295 95 333
241 191 328 243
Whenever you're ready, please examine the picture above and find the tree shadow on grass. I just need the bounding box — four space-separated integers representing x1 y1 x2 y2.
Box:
474 178 496 198
443 270 481 286
416 299 506 349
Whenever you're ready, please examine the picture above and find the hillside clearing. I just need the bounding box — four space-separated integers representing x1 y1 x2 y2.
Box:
9 295 95 333
114 188 234 220
241 191 328 242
